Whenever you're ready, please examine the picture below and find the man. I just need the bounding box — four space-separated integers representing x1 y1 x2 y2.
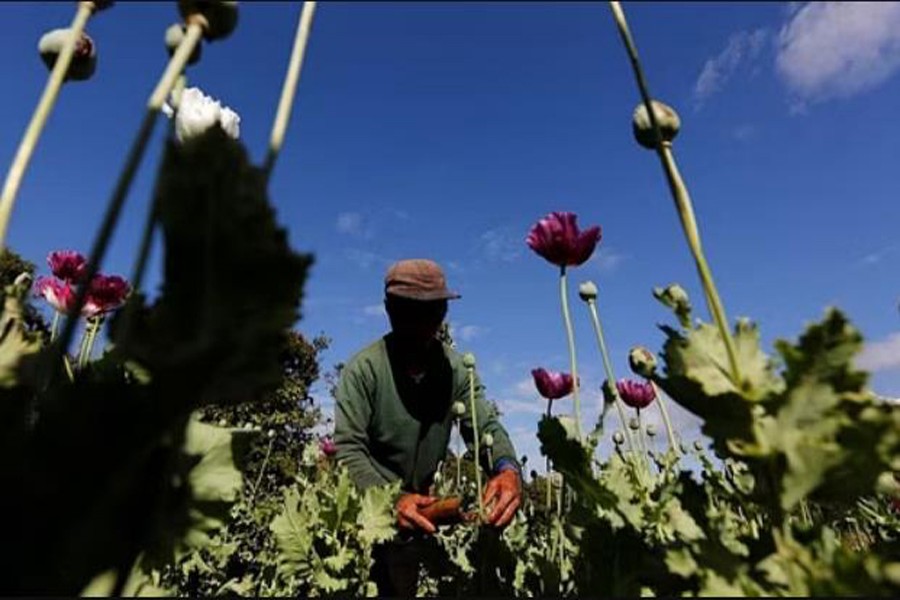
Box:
334 258 522 596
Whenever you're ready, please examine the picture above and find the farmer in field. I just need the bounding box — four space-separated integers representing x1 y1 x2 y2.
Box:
334 258 522 596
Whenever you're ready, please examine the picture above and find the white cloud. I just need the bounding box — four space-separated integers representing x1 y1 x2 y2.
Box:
775 2 900 103
478 227 523 263
732 123 757 142
592 248 626 273
362 303 386 318
344 248 393 270
857 244 896 267
458 325 484 342
856 332 900 372
336 211 367 237
694 28 769 106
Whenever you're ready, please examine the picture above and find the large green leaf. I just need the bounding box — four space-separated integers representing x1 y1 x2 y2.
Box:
115 126 312 407
357 483 398 546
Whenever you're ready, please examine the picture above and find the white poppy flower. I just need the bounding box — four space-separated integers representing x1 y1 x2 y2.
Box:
162 86 240 142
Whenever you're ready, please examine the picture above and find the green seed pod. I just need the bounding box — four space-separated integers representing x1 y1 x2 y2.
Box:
628 346 657 378
165 23 202 64
601 379 616 404
451 401 466 417
693 440 704 452
578 280 598 302
38 28 97 81
679 442 689 454
482 433 494 448
217 418 227 427
462 352 476 369
179 0 239 41
612 431 625 446
628 417 640 432
646 423 657 437
632 100 681 150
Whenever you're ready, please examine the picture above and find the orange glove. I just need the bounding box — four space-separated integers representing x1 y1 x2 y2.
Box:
396 493 438 534
482 469 522 528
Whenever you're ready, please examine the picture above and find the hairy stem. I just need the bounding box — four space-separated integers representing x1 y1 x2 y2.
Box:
0 2 95 249
559 266 582 439
586 299 634 451
263 1 318 181
607 1 742 386
650 381 679 455
467 366 484 520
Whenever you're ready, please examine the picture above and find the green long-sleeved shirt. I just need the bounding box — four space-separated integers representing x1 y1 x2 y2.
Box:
334 333 518 493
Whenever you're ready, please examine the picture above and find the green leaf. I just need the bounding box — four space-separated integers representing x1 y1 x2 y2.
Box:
270 487 314 578
115 127 312 407
357 482 398 546
0 286 42 388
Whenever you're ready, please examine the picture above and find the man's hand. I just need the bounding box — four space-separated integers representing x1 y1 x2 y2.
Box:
396 493 438 534
483 469 521 528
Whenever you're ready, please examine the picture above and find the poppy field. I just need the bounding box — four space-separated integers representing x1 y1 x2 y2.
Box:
1 1 898 596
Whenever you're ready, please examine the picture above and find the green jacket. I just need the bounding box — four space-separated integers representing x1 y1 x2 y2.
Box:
334 333 518 493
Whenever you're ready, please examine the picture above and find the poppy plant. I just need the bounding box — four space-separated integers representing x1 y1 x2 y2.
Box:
47 250 87 284
82 274 130 319
34 276 75 314
532 368 574 401
526 212 602 440
525 212 602 268
616 378 656 410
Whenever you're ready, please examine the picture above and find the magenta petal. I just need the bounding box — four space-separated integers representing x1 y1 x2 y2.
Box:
35 276 75 314
532 367 574 400
47 250 88 283
571 226 602 266
616 378 656 409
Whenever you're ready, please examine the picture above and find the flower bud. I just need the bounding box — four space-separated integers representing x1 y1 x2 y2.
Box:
462 352 476 369
451 401 466 417
578 281 598 302
179 0 239 41
679 442 689 455
482 433 494 448
217 418 228 427
632 100 681 150
646 423 657 437
612 431 625 446
628 346 657 378
38 28 97 82
693 440 704 452
165 23 202 65
267 429 275 439
628 417 640 431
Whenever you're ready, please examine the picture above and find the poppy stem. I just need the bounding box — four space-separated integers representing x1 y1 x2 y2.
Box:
51 23 203 381
650 381 679 455
263 1 317 182
607 1 742 387
466 364 485 521
559 266 582 439
585 297 635 452
49 311 60 343
0 2 95 250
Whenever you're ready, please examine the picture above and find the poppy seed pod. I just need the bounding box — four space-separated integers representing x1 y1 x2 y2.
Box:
462 352 476 369
628 346 657 378
578 281 598 302
628 417 640 431
38 28 97 81
646 423 657 437
693 440 704 452
451 401 466 418
482 433 494 448
165 23 202 65
612 431 625 446
632 100 681 150
178 0 239 41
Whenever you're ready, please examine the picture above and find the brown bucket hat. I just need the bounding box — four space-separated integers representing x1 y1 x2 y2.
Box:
384 259 462 301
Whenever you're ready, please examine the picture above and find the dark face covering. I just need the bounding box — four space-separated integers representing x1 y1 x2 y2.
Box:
385 296 448 351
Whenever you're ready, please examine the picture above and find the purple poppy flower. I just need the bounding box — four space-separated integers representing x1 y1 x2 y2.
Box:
47 250 88 284
319 436 337 457
82 274 130 318
34 276 76 314
532 368 574 400
616 378 656 410
526 212 602 268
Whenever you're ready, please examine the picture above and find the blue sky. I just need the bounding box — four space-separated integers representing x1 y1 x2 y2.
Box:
2 2 899 469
